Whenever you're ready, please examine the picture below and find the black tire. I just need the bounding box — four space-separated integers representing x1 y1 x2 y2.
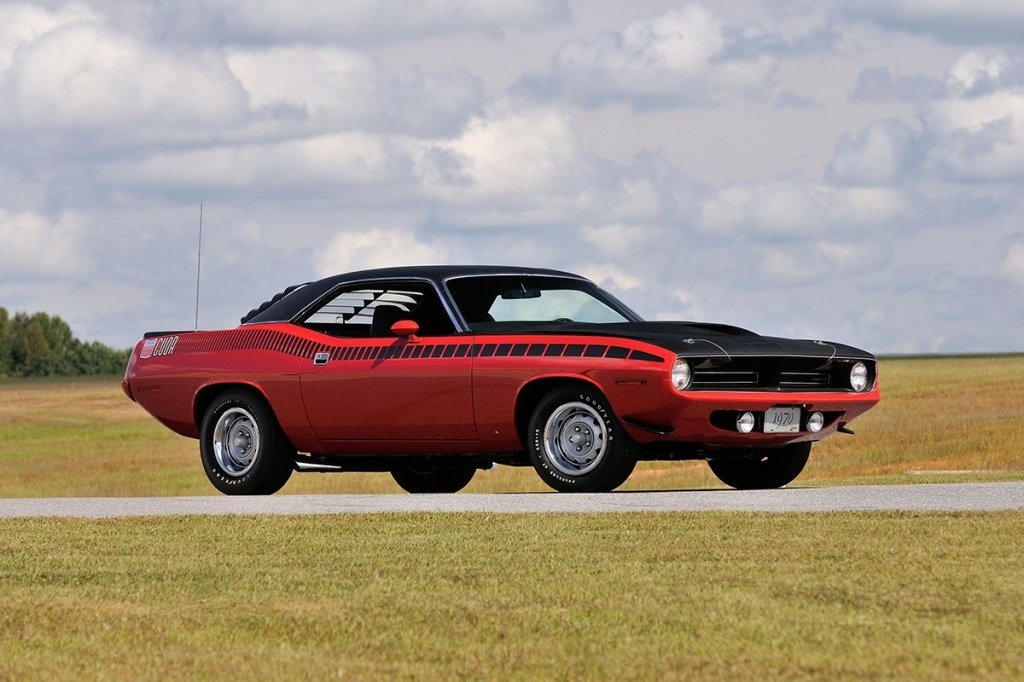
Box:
526 385 635 492
707 442 812 490
391 462 477 493
199 389 295 495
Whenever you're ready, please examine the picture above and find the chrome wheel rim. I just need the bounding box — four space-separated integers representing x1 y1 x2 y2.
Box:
212 407 260 477
542 401 607 476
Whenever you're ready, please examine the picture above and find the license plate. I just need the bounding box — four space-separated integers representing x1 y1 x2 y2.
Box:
764 407 800 433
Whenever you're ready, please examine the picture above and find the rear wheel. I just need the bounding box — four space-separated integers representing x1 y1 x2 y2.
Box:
527 385 635 492
391 462 477 493
707 443 811 490
200 390 295 495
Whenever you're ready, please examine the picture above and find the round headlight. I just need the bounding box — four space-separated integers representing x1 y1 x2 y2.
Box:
850 362 869 392
736 412 756 434
672 358 692 391
807 412 825 433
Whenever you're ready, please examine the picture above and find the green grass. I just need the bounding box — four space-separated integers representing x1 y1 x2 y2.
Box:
1 356 1023 496
0 377 202 497
1 512 1021 680
2 363 1022 679
807 355 1024 480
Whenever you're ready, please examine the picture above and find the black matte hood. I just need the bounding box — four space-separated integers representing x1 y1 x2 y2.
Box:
486 321 875 360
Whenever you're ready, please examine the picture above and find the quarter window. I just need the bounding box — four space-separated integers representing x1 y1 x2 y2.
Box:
302 282 456 337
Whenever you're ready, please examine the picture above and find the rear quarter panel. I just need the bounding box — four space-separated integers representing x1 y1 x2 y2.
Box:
125 327 317 448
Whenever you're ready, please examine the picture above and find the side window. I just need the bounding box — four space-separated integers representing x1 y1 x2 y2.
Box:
302 282 456 337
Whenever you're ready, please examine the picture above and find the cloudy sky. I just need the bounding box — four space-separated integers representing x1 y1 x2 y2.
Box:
1 0 1023 354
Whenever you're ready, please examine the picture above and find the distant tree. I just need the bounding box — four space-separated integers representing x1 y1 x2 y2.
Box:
0 307 129 378
71 340 132 376
0 307 10 376
12 315 57 376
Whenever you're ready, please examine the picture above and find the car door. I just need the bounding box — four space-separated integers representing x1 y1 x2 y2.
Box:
298 280 478 443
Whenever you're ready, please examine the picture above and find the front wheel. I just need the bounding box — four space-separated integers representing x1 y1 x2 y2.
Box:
707 442 811 490
200 390 295 495
391 462 477 493
527 385 635 492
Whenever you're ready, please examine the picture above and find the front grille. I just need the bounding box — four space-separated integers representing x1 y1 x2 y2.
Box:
691 370 759 389
690 357 869 392
780 371 832 389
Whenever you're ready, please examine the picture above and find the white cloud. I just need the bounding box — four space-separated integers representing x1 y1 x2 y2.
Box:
946 51 1015 97
661 289 705 321
581 224 667 258
0 4 486 156
573 264 642 292
841 51 1024 183
757 240 885 285
926 95 1024 178
412 108 703 229
84 0 569 45
315 228 449 277
923 84 1024 181
840 0 1024 44
759 247 818 283
228 47 383 120
0 2 99 73
414 106 581 205
699 183 913 236
520 4 778 109
0 210 91 279
227 46 482 136
774 90 819 109
849 66 943 101
828 119 920 185
700 184 814 237
1002 242 1024 286
102 133 407 196
0 16 247 135
823 187 916 229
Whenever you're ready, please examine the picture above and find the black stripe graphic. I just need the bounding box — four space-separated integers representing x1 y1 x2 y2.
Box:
168 330 665 364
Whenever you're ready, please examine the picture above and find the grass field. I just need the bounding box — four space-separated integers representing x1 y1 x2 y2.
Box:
1 357 1022 679
1 355 1022 496
1 512 1022 679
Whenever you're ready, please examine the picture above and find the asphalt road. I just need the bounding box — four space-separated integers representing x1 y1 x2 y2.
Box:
0 482 1021 518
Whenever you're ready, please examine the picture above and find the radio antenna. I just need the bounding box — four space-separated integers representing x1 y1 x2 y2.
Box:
194 202 203 331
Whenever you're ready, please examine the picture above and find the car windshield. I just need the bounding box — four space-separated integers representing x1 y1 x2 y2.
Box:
446 275 638 330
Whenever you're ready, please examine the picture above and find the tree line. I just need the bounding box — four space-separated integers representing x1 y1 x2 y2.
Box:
0 307 131 378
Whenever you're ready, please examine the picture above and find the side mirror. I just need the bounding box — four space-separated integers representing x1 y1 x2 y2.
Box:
390 319 421 343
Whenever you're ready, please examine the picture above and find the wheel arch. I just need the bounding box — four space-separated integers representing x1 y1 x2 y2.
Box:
195 381 297 495
513 375 606 446
193 381 275 433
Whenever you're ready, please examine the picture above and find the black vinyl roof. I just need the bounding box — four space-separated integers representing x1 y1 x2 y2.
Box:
241 265 583 325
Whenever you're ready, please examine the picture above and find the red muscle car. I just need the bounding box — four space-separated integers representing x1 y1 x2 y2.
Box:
123 266 880 494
